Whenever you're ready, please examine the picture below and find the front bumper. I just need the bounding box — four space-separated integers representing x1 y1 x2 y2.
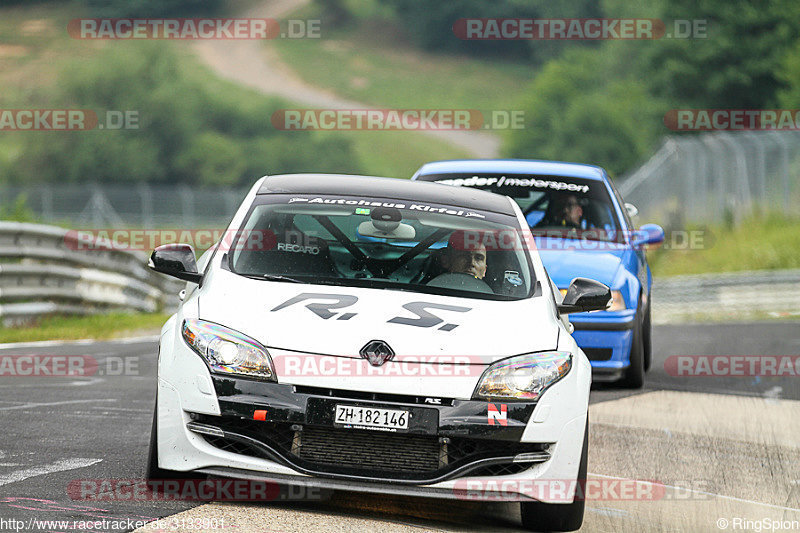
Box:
184 378 548 485
569 310 636 382
157 380 587 503
155 320 591 503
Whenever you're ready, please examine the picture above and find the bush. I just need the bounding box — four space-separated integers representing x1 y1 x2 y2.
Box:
0 193 37 222
504 47 663 176
8 42 364 186
84 0 223 17
375 0 601 64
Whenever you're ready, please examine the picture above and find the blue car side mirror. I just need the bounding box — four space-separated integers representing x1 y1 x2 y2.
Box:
632 224 665 248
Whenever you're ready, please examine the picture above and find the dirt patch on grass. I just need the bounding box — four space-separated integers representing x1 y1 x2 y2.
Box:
0 44 29 58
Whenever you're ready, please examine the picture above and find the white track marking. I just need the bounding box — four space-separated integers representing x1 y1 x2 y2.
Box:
0 377 107 389
590 390 800 449
0 335 158 350
588 473 800 513
0 399 116 411
0 458 102 487
764 386 783 402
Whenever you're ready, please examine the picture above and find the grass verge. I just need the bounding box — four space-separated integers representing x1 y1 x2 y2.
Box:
654 309 800 325
0 312 169 343
332 130 469 178
649 214 800 277
271 1 534 112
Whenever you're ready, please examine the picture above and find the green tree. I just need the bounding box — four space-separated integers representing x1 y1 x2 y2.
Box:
777 39 800 106
376 0 601 64
630 0 800 109
504 46 662 176
8 42 363 185
84 0 223 17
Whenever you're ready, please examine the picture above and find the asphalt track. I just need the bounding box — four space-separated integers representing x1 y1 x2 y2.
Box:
0 322 799 532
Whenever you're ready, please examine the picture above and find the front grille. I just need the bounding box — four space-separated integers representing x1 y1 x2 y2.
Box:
297 425 442 472
584 348 613 361
191 414 550 482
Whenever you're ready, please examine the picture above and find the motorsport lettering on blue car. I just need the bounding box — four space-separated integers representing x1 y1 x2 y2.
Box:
435 175 590 194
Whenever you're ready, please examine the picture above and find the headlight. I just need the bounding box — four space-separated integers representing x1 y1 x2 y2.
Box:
182 319 275 381
608 290 626 311
560 288 624 311
473 351 572 401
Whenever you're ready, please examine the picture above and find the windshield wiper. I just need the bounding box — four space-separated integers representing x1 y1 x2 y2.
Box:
261 274 304 283
240 273 303 283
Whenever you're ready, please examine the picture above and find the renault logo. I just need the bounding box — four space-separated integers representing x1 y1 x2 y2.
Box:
360 340 395 367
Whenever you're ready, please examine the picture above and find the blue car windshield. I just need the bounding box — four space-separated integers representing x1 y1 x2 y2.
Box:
228 194 537 301
416 173 624 242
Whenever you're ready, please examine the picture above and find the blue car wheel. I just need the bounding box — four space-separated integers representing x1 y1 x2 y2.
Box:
619 295 645 388
643 298 652 372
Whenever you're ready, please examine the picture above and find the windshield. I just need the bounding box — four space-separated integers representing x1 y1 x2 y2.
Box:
228 194 536 300
416 173 624 242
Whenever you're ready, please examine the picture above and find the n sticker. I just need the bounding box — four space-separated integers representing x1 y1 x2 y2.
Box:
488 403 508 426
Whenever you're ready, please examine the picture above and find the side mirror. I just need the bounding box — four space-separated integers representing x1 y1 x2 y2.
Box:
148 244 201 283
631 223 665 248
557 277 611 314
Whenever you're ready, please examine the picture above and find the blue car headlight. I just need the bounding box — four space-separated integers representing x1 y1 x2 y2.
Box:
473 351 572 401
608 290 626 311
182 319 275 381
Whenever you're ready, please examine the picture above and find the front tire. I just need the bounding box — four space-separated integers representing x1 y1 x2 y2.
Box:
619 297 645 389
642 299 652 372
520 419 588 532
146 400 171 480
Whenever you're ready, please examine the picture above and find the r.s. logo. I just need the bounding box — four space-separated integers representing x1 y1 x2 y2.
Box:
270 294 472 331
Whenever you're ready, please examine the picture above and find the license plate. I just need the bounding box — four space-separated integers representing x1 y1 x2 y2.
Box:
334 405 409 431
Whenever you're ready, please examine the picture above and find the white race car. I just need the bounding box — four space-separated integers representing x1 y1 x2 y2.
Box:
147 174 608 531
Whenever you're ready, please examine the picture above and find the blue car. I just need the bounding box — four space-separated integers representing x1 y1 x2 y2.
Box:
412 159 664 388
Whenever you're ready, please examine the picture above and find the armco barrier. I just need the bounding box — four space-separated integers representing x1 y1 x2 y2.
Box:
651 269 800 323
0 222 184 326
3 221 794 326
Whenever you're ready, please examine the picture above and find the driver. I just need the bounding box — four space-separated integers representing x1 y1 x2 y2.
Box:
538 193 584 229
441 230 487 279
